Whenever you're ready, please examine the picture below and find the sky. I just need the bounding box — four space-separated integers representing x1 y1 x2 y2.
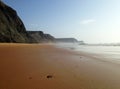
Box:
3 0 120 43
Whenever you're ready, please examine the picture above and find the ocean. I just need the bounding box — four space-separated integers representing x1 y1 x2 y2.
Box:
55 43 120 63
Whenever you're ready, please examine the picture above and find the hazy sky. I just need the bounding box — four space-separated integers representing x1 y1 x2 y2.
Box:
3 0 120 43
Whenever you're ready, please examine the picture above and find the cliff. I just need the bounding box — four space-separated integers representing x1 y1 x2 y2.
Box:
55 38 78 43
0 1 55 43
0 1 30 43
27 31 55 43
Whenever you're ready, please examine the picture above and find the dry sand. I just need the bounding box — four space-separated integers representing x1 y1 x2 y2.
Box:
0 43 120 89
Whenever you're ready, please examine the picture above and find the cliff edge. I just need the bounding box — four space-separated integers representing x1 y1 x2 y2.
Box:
27 31 55 43
0 1 30 43
0 1 55 43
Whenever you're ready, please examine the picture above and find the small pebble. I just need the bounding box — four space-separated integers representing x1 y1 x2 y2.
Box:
47 75 53 79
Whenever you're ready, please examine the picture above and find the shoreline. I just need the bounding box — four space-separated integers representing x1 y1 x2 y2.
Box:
0 44 120 89
55 44 120 65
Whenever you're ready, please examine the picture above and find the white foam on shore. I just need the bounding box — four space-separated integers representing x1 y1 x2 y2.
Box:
55 43 120 64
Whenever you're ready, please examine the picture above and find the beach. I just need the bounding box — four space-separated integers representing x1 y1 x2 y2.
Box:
0 44 120 89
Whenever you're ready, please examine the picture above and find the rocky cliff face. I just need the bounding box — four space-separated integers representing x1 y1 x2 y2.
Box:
0 1 55 43
0 1 30 43
27 31 55 43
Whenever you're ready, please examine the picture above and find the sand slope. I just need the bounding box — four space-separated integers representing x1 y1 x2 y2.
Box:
0 44 120 89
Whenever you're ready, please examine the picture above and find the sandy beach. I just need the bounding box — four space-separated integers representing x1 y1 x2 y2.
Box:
0 44 120 89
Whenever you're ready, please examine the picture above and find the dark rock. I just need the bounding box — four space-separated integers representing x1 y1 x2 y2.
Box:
27 31 55 43
0 1 55 43
0 1 30 43
46 75 53 79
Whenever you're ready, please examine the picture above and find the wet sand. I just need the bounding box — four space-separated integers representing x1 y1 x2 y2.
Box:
0 43 120 89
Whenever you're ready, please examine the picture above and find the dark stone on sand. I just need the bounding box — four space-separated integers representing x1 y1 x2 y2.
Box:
47 75 53 79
